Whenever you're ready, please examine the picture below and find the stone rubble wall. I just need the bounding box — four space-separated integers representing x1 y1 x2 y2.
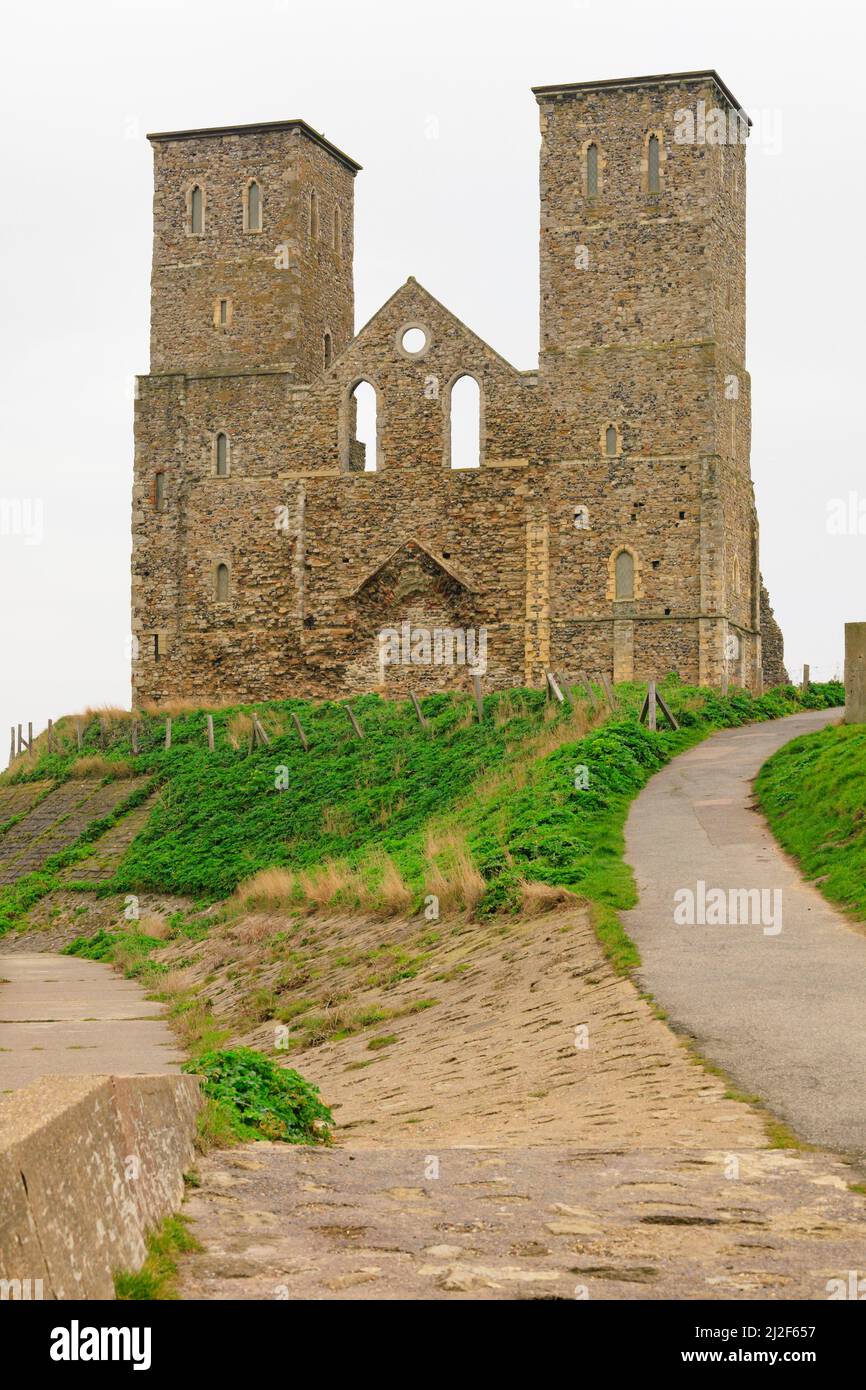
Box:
132 77 784 705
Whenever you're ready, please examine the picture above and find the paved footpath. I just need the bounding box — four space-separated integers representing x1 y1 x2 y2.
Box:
622 707 866 1157
0 953 184 1091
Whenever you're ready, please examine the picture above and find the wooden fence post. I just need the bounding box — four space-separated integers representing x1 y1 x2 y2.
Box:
206 714 214 752
76 720 83 751
472 674 484 723
802 663 810 690
47 719 53 753
291 712 309 752
600 673 617 712
17 724 23 755
409 691 428 730
164 718 172 751
655 689 680 731
28 722 34 757
9 727 15 764
252 715 270 746
345 706 364 739
647 680 657 731
546 671 565 704
554 672 573 705
578 672 598 711
639 679 679 732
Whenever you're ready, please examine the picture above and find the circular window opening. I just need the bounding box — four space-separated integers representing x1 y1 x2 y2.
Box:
401 327 428 355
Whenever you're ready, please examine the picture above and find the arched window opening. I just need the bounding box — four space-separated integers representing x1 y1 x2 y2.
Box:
605 424 619 457
215 563 230 602
215 432 229 476
323 333 332 369
615 549 635 600
190 184 203 234
247 180 261 232
449 374 481 470
348 381 377 472
155 472 166 511
333 204 342 256
647 135 661 194
573 504 589 530
309 189 319 240
586 143 599 197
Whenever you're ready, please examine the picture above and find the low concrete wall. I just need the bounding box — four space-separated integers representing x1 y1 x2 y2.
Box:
0 1073 200 1300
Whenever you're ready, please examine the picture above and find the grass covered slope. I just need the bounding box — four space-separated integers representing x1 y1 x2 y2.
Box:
0 681 843 952
755 718 866 923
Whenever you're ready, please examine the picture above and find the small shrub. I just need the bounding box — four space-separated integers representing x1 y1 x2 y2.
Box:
62 928 118 960
183 1047 333 1144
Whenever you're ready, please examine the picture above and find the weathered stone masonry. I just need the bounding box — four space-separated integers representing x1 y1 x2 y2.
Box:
132 72 786 704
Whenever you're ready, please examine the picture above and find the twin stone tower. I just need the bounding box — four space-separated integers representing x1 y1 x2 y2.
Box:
131 69 787 707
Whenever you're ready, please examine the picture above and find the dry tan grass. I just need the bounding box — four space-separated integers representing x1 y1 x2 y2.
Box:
423 827 485 915
232 915 284 945
518 879 583 917
61 706 133 724
139 698 238 717
139 911 170 939
372 853 413 916
225 712 254 750
235 867 299 909
67 756 134 780
156 965 196 997
297 859 361 914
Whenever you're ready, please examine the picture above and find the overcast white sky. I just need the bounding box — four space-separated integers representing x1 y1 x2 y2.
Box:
1 0 863 761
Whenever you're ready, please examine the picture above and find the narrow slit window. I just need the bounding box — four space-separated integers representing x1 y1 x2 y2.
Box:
215 432 229 476
449 374 481 470
216 564 229 602
247 180 261 231
333 204 342 256
219 298 228 326
323 332 332 368
155 472 166 510
605 424 618 457
153 633 160 660
647 135 660 194
615 550 635 600
190 184 203 234
309 189 319 240
586 143 599 196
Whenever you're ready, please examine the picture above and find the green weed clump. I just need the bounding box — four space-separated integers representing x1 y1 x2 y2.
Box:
755 719 866 922
114 1215 200 1301
62 928 117 960
183 1046 333 1144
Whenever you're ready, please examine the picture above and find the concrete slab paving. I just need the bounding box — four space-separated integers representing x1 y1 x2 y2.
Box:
0 953 184 1091
622 707 866 1157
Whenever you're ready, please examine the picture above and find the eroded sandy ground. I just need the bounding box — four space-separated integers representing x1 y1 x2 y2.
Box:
161 904 866 1301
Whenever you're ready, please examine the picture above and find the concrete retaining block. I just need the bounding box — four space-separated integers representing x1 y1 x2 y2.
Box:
845 622 866 724
0 1073 200 1300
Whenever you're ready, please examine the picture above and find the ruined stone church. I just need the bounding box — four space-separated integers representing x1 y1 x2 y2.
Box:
131 69 787 705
